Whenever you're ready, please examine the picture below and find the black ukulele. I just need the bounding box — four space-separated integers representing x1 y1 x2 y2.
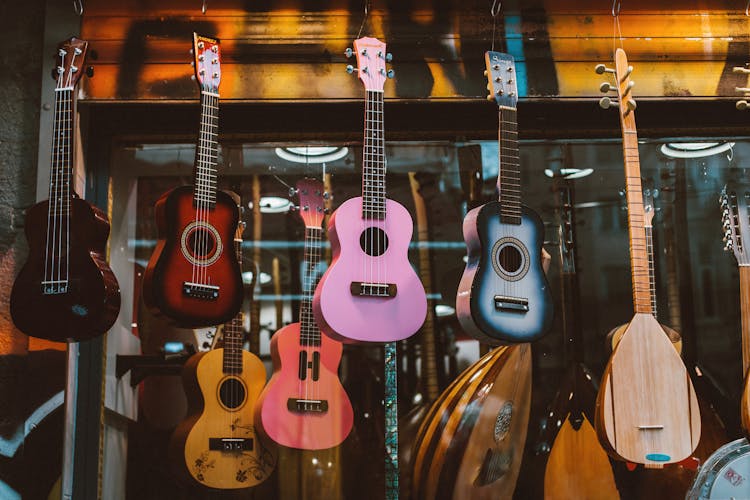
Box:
10 37 120 342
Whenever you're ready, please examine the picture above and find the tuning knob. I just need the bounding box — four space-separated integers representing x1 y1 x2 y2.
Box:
623 81 635 96
288 187 298 198
737 100 749 111
595 64 615 74
345 47 353 59
599 96 618 109
620 66 634 81
626 99 637 111
600 82 615 93
734 66 750 74
387 69 395 79
725 240 733 251
346 65 357 74
385 53 393 62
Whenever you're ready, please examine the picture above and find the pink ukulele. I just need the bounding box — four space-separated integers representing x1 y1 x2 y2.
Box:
313 37 427 343
255 179 353 450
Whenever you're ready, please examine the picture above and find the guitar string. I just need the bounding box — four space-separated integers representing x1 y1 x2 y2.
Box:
50 59 67 293
64 85 70 287
47 72 61 291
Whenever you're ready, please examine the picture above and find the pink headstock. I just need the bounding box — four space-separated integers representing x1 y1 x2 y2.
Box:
192 33 221 93
54 37 88 90
295 178 326 229
350 37 392 91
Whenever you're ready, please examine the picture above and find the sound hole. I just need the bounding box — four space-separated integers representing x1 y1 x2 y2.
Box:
188 228 217 258
219 378 246 410
498 244 523 274
359 227 389 257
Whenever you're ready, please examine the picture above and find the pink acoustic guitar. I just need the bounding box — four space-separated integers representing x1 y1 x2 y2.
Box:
256 179 353 450
313 37 427 343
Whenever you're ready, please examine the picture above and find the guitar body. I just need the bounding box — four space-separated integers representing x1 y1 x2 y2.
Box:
169 348 276 489
314 196 427 343
596 313 701 464
457 202 553 344
256 322 353 450
143 186 242 327
412 344 531 500
607 321 682 354
11 198 120 341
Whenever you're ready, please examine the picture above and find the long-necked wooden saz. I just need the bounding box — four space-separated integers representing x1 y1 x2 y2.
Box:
594 48 700 466
143 33 243 327
10 37 121 342
456 51 553 345
170 218 276 490
541 174 618 500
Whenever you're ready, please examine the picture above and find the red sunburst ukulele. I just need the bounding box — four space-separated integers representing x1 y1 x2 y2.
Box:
143 33 242 327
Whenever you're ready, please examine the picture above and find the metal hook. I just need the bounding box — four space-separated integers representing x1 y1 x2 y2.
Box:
202 0 207 14
491 0 502 17
745 0 750 17
612 0 621 17
73 0 83 16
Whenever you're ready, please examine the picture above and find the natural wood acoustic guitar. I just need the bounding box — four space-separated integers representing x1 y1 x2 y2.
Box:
594 48 700 466
169 218 276 490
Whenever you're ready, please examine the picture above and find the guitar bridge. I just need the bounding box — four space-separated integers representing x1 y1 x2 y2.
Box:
41 280 69 295
287 398 329 414
183 282 219 300
494 295 529 313
350 282 397 298
208 437 253 451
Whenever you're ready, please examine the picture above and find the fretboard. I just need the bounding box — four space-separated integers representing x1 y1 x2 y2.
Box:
740 266 750 375
223 235 244 374
300 226 324 346
645 224 658 318
48 88 74 216
497 107 521 224
362 90 386 220
194 91 219 207
621 132 652 314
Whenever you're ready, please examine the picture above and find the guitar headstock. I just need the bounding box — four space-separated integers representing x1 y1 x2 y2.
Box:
596 48 637 128
345 37 393 91
643 179 657 228
553 177 576 274
721 185 750 266
484 52 518 108
293 178 326 230
192 33 221 93
55 37 88 90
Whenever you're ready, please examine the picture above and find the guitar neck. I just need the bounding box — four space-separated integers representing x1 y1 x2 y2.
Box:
645 224 658 319
300 226 324 347
248 175 262 355
223 234 244 374
740 266 750 375
49 88 75 206
621 130 652 314
362 90 386 220
193 91 219 206
497 106 521 224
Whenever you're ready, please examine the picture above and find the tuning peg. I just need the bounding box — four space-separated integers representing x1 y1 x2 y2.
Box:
623 81 635 96
595 64 615 74
345 48 353 59
387 69 395 79
599 82 616 93
346 65 357 74
626 99 637 111
85 66 94 78
323 191 330 200
599 96 618 109
288 187 298 198
738 100 750 111
323 208 331 214
361 48 368 56
734 66 750 74
619 66 633 82
386 53 393 62
736 87 750 93
289 205 300 212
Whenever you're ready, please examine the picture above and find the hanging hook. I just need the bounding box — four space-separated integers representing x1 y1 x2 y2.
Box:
202 0 207 14
491 0 502 17
612 0 621 17
73 0 83 16
745 0 750 17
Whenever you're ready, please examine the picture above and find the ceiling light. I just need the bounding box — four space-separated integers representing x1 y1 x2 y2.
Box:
660 142 734 159
544 168 594 179
275 146 349 164
249 196 292 214
242 271 272 285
